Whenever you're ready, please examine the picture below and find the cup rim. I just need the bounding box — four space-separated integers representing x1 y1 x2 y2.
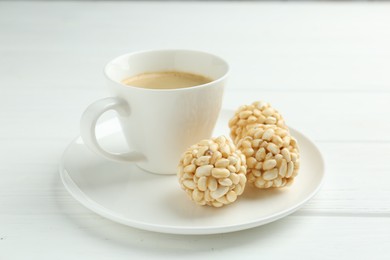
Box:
103 49 230 92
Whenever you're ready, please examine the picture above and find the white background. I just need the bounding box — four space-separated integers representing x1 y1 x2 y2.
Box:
1 1 389 259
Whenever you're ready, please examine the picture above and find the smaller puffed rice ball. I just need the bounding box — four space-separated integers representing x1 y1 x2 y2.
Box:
236 124 300 189
177 136 247 207
229 101 288 144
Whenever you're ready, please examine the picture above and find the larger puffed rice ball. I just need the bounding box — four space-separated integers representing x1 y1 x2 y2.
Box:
177 136 247 207
229 101 288 144
236 124 300 189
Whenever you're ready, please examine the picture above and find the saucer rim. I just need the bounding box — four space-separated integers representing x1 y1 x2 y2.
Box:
59 110 325 235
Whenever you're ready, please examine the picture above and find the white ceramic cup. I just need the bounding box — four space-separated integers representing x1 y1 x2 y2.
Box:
80 50 229 174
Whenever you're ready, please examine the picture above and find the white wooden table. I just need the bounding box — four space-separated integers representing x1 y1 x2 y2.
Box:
1 1 389 259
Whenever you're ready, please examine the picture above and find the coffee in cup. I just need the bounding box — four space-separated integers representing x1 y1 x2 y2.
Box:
122 71 212 90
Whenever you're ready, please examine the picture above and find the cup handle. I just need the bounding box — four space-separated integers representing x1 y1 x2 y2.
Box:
80 97 145 162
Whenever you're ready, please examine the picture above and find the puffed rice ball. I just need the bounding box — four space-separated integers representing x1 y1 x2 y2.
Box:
177 136 247 207
236 124 300 189
229 101 288 144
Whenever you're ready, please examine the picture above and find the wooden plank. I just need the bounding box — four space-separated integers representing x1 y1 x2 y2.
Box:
1 141 389 216
0 213 389 259
224 90 390 142
1 2 390 91
1 90 389 142
300 142 390 216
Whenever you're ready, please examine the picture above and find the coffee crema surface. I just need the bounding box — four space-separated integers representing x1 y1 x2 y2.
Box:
122 71 213 89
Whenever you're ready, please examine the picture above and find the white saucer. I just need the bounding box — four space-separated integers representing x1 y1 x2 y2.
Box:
60 109 324 235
